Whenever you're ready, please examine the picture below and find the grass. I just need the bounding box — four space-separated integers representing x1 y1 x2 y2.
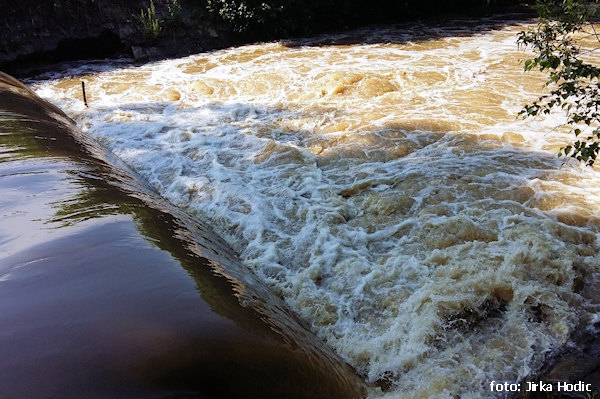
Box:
137 0 161 40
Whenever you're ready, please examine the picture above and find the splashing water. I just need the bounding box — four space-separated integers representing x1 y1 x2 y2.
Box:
31 15 600 398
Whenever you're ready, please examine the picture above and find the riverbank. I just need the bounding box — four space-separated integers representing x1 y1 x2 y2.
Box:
1 0 532 76
1 0 236 75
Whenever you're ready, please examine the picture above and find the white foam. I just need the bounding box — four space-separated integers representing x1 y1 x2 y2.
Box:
31 18 600 398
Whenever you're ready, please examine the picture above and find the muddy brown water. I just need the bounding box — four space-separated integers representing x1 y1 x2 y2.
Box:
0 72 366 398
20 15 600 398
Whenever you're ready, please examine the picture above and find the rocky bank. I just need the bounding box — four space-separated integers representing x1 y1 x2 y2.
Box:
0 0 237 74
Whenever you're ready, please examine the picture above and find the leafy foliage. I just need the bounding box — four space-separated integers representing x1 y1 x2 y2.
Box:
518 0 600 166
206 0 283 33
167 0 183 24
204 0 520 38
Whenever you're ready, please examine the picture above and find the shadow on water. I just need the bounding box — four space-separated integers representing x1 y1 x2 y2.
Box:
0 73 367 398
278 13 534 48
70 93 600 395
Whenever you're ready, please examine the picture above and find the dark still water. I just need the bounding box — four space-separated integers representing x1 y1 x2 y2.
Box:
0 72 365 398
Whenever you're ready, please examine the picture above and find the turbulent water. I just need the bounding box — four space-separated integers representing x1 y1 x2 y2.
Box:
30 15 600 398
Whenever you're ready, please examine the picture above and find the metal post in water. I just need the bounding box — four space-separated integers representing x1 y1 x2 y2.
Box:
81 81 88 108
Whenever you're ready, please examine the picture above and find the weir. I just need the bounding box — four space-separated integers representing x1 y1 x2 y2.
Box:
21 15 600 398
0 72 366 398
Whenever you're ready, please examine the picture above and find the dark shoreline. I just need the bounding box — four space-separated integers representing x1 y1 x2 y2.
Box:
1 1 534 77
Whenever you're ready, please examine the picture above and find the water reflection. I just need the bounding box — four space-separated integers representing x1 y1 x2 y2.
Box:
0 73 366 398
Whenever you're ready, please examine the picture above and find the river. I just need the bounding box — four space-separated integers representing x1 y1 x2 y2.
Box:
0 71 366 398
28 14 600 398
